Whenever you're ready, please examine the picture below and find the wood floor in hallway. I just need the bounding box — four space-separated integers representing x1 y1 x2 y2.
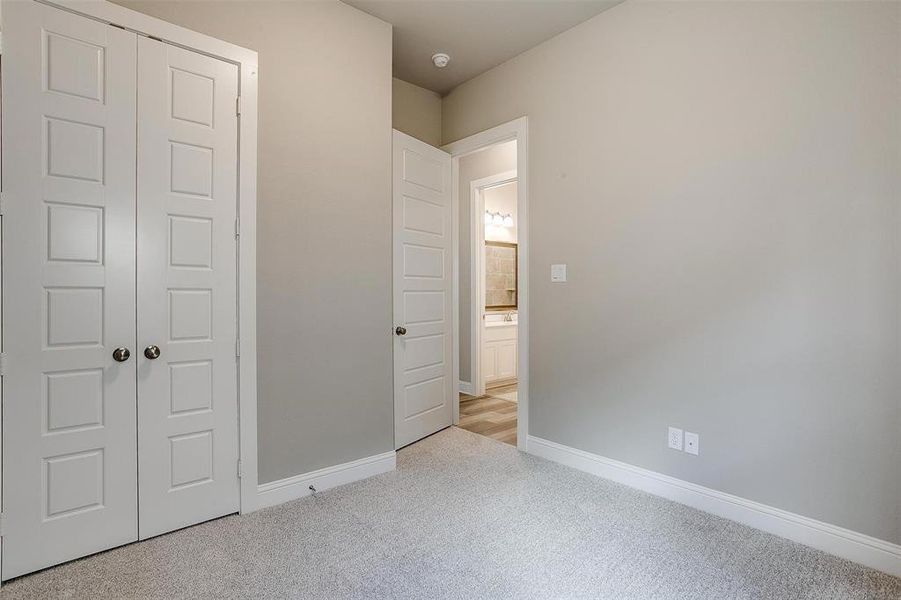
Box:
458 382 518 445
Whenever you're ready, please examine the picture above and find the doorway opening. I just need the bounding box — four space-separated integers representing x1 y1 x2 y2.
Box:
444 118 529 450
460 154 519 445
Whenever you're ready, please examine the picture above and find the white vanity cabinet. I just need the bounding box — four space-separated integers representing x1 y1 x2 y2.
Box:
483 322 518 385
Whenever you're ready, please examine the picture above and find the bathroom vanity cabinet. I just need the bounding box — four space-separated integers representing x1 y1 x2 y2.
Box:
483 321 518 385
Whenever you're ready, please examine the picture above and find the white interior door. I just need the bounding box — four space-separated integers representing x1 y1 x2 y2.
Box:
393 131 453 448
2 1 139 578
136 37 240 538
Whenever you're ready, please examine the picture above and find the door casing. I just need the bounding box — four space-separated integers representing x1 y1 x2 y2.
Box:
468 170 517 398
0 0 260 581
443 118 530 450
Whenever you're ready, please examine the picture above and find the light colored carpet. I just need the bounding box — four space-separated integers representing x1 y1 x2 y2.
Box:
2 427 900 599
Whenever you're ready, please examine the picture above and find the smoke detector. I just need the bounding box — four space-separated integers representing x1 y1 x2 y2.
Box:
431 53 450 68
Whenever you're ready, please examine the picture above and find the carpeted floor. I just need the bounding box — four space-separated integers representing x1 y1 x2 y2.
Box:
3 427 900 599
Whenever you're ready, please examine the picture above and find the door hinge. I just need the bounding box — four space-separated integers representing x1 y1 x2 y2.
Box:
237 460 243 479
236 96 242 116
235 338 241 358
0 191 7 216
0 513 5 536
235 218 240 239
0 352 7 377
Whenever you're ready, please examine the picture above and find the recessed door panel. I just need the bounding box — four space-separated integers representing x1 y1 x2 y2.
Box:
169 216 213 268
497 341 517 380
169 361 214 415
402 148 445 192
404 244 444 278
169 141 214 197
2 1 138 579
46 203 105 263
44 368 105 433
482 344 497 382
405 376 446 419
403 195 445 236
44 30 105 102
169 67 215 127
136 37 240 539
404 334 445 372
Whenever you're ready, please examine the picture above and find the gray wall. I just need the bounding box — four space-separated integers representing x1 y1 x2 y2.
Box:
392 78 442 147
457 142 517 384
444 1 901 542
118 0 394 484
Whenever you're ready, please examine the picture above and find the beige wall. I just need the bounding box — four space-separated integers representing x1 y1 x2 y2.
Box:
117 0 394 484
392 78 442 146
458 141 517 384
444 1 901 543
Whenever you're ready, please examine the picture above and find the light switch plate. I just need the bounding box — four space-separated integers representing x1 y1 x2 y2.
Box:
551 264 567 282
668 427 683 451
685 431 699 455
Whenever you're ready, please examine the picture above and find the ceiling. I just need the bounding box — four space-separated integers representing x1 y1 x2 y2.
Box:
343 0 624 96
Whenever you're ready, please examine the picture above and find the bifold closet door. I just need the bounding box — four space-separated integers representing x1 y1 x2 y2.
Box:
2 1 138 579
135 37 241 539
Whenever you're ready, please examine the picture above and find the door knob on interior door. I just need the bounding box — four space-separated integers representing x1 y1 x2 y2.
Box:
395 326 407 336
112 347 131 362
144 345 161 360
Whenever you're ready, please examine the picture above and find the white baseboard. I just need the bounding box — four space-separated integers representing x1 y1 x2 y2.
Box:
527 435 901 578
459 381 474 395
257 450 396 510
486 377 517 389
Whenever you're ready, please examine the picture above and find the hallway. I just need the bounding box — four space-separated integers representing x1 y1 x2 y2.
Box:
458 383 518 445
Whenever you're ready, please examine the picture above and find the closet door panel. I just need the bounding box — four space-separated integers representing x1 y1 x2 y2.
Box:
136 37 240 539
2 1 138 579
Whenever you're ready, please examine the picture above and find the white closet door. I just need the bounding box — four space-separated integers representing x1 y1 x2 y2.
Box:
1 1 138 579
393 131 453 448
136 37 240 539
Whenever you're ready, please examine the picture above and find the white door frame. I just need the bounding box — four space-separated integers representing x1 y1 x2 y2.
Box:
468 170 517 398
0 1 261 558
443 117 529 451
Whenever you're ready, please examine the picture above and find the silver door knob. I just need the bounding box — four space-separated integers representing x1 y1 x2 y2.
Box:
395 326 407 336
112 347 131 362
144 345 161 360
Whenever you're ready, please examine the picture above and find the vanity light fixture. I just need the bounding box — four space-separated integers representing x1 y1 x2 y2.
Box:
485 210 514 228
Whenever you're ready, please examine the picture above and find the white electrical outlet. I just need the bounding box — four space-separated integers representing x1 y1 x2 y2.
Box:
685 431 699 456
668 427 683 451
